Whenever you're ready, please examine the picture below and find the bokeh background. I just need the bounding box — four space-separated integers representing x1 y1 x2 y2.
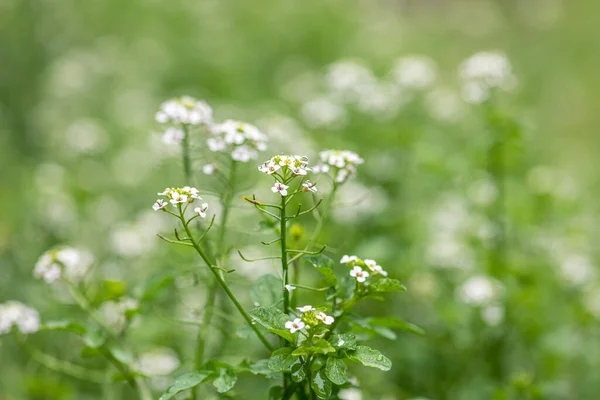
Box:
2 0 600 399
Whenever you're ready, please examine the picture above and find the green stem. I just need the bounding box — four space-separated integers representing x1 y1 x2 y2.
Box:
180 212 275 352
280 194 290 314
181 124 192 184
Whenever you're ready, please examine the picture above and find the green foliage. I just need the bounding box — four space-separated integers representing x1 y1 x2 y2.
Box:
251 275 282 307
347 345 392 371
311 370 333 399
292 338 336 356
268 347 298 372
325 357 348 385
305 255 338 286
250 306 295 342
159 371 212 400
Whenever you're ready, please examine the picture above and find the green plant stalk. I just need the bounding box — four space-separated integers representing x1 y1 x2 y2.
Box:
181 124 192 184
180 212 275 352
68 284 152 399
281 194 290 315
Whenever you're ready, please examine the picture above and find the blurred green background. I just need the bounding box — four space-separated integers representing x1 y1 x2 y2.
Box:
2 0 600 399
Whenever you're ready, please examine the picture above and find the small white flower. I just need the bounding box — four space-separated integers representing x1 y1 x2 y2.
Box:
207 137 226 152
297 305 315 313
169 191 188 205
202 163 216 175
156 97 213 125
0 301 40 335
338 338 345 347
458 275 502 306
316 312 335 325
272 182 289 196
312 164 330 174
194 203 209 218
135 348 181 377
162 128 185 146
350 266 369 283
302 180 318 193
364 259 387 276
340 255 358 264
153 199 167 211
285 285 296 293
285 318 305 333
259 155 310 177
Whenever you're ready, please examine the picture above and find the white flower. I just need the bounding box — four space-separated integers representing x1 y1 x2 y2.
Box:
34 247 93 284
481 304 505 326
364 259 388 276
285 318 305 333
194 203 209 218
202 163 216 175
285 285 296 293
231 145 257 162
340 255 358 264
391 56 437 89
316 312 335 325
259 155 310 177
338 339 345 347
162 128 185 146
317 150 363 183
0 301 40 335
155 96 213 125
272 182 289 197
457 275 502 306
312 164 330 174
350 266 369 283
208 120 267 162
153 199 167 211
297 305 315 313
339 388 363 400
207 137 226 152
135 348 181 376
458 51 517 103
156 187 202 210
100 297 139 332
169 192 188 205
302 180 318 193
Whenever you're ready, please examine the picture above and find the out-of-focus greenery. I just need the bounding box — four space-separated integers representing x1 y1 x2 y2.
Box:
2 0 600 399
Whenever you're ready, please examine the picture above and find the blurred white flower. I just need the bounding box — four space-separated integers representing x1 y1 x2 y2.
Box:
208 120 268 162
65 119 109 155
316 150 364 184
285 285 296 293
457 275 503 306
162 127 185 146
297 305 315 313
350 266 369 283
153 199 167 211
325 60 376 97
459 51 517 103
202 163 216 175
339 388 362 400
285 318 305 333
34 247 94 284
135 348 181 376
301 97 347 129
468 179 498 206
0 301 40 335
316 312 334 325
302 180 318 193
481 304 505 326
425 88 465 122
391 56 437 90
559 254 595 286
155 96 213 125
341 255 358 265
100 298 139 332
364 259 388 277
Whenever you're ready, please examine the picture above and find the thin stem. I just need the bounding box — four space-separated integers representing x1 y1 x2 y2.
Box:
280 195 290 314
181 124 193 184
180 213 275 352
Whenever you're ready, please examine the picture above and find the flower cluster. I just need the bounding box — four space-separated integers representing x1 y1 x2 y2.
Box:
34 247 94 284
207 120 268 162
258 155 313 197
459 51 517 104
341 255 388 283
0 301 40 335
153 187 208 216
155 96 213 126
313 150 364 183
285 305 335 333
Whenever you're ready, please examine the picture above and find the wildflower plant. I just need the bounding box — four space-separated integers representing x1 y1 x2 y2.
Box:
4 97 416 400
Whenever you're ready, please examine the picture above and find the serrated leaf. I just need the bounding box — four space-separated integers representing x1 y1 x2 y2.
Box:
311 370 332 399
369 278 406 293
41 320 87 335
292 338 335 356
325 357 348 385
290 359 306 383
347 345 392 371
251 275 282 307
305 255 337 286
329 333 357 350
268 347 297 372
159 371 212 400
250 306 294 342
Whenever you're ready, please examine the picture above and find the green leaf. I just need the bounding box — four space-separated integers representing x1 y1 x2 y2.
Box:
347 345 392 371
212 365 237 393
250 306 294 342
251 275 282 307
92 280 126 305
329 333 357 350
268 386 284 400
369 278 406 293
159 371 212 400
311 370 332 399
137 273 175 303
325 357 348 385
367 317 425 336
41 320 87 335
241 359 278 378
82 329 106 349
268 347 298 372
290 359 306 383
305 255 337 286
292 338 335 356
309 355 326 372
